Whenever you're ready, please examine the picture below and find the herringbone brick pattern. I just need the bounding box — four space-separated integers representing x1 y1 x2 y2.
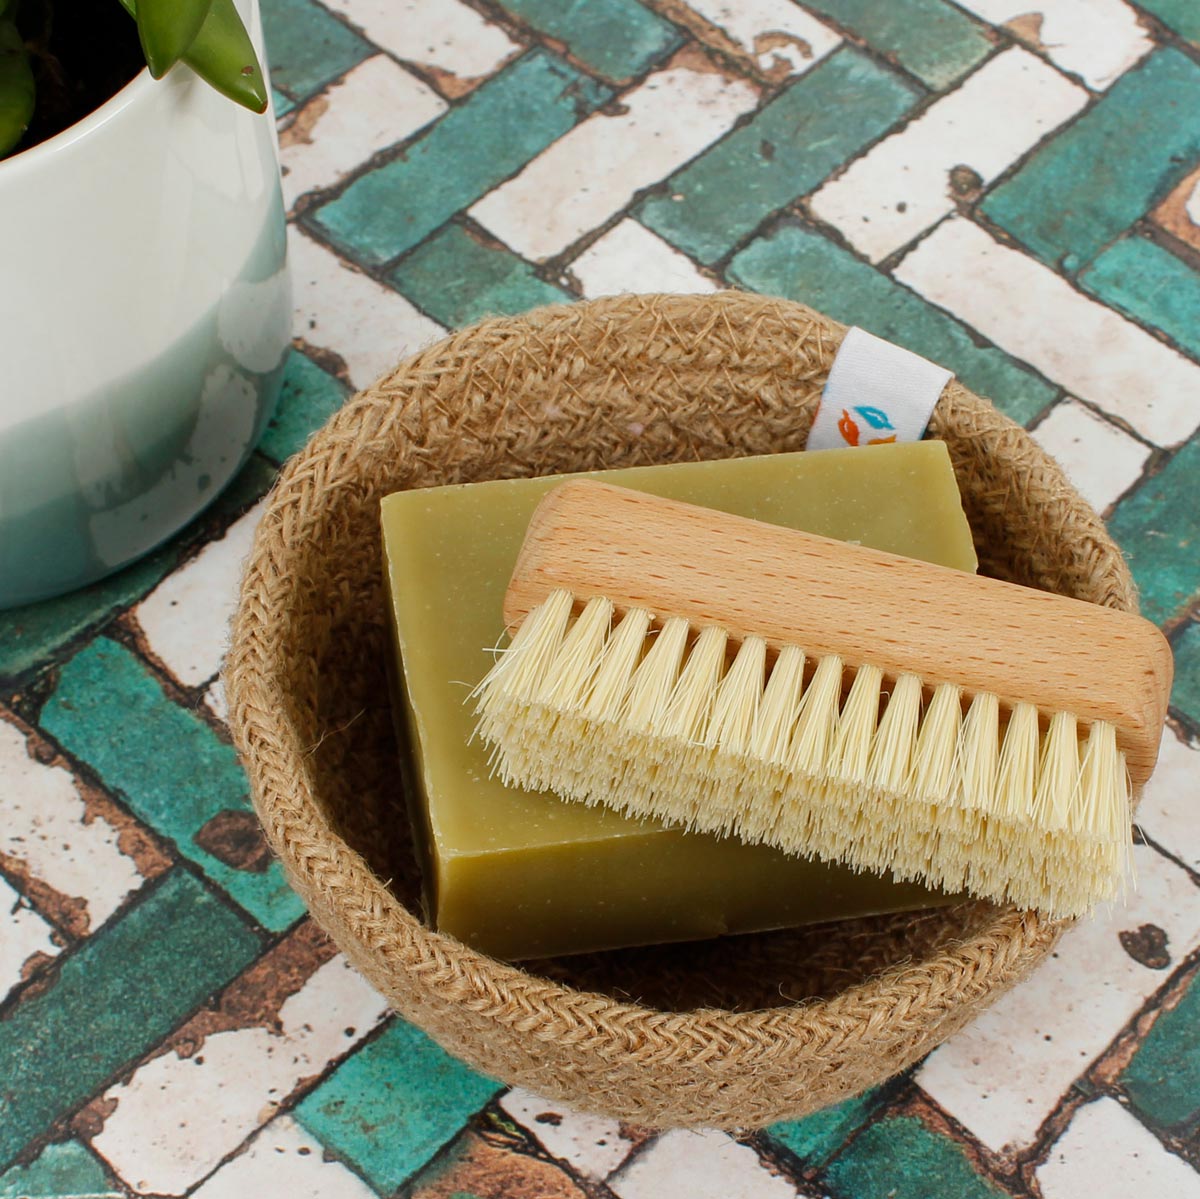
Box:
2 2 1199 1195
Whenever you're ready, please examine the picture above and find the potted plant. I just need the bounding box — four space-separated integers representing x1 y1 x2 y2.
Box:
0 0 290 608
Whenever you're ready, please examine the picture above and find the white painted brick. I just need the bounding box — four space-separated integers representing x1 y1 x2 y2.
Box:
499 1088 635 1180
190 1115 376 1199
917 844 1200 1153
0 717 144 935
894 217 1200 447
322 0 520 88
610 1130 803 1199
289 227 445 390
0 873 58 1005
281 56 446 211
93 956 390 1196
1031 397 1150 514
204 678 229 726
811 47 1087 261
1138 726 1200 875
135 501 265 689
1037 1097 1200 1198
571 219 717 297
684 0 840 77
955 0 1152 90
471 62 758 261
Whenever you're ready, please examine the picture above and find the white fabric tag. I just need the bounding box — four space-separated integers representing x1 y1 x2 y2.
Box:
807 327 952 451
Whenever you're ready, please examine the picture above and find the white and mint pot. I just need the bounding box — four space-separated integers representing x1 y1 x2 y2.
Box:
0 0 289 608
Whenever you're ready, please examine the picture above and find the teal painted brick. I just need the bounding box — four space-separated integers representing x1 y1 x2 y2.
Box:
496 0 681 82
982 49 1200 273
822 1114 1007 1199
388 223 571 326
726 219 1057 424
310 51 611 266
39 638 305 931
802 0 993 89
0 870 261 1172
0 1139 116 1198
0 457 274 684
261 0 372 101
272 87 296 118
639 48 920 265
294 1019 501 1192
258 349 351 464
1136 0 1200 45
1170 619 1200 726
1080 234 1200 360
1120 963 1200 1132
767 1089 886 1169
1108 434 1200 627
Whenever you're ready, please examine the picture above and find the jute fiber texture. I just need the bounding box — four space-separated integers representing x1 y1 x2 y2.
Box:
226 291 1139 1130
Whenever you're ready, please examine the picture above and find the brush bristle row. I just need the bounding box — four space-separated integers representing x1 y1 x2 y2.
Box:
475 590 1132 918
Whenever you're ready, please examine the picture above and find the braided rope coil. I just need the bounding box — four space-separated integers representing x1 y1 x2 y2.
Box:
225 292 1136 1129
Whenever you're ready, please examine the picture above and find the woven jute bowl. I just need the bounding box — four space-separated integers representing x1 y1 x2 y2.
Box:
226 291 1137 1130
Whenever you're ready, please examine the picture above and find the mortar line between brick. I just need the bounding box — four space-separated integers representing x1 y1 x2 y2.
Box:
475 1094 614 1199
715 207 1067 410
936 0 1158 94
1138 812 1200 888
469 0 687 89
248 1014 515 1199
289 45 568 228
170 1013 402 1199
795 0 1000 93
1056 393 1167 456
882 209 1200 442
9 702 289 944
752 1071 911 1189
0 868 272 1177
0 852 80 955
103 620 231 747
1121 8 1200 68
302 29 744 266
369 53 775 280
1021 945 1200 1180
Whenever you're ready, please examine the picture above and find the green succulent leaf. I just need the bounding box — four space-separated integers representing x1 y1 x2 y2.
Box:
0 15 34 159
182 0 267 114
118 0 267 114
137 0 213 78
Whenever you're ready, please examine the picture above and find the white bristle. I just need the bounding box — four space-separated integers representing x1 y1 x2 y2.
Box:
473 590 1136 918
623 616 690 733
867 673 922 793
831 664 883 784
995 702 1039 821
909 683 962 804
582 607 653 721
787 654 843 777
1032 710 1079 830
1076 721 1127 843
956 691 999 811
475 587 572 703
537 596 612 707
750 645 806 765
659 626 728 742
705 636 767 753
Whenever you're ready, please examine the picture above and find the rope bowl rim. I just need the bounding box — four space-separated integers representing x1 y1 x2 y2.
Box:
226 291 1136 1130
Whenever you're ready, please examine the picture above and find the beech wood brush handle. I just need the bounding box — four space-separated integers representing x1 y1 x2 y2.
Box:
504 479 1173 787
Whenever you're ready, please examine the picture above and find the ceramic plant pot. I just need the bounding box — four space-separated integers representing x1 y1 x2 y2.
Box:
0 0 289 609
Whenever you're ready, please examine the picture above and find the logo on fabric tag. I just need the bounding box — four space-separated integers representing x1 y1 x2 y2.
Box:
808 327 953 451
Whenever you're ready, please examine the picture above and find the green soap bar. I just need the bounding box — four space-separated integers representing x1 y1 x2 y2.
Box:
381 442 978 960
